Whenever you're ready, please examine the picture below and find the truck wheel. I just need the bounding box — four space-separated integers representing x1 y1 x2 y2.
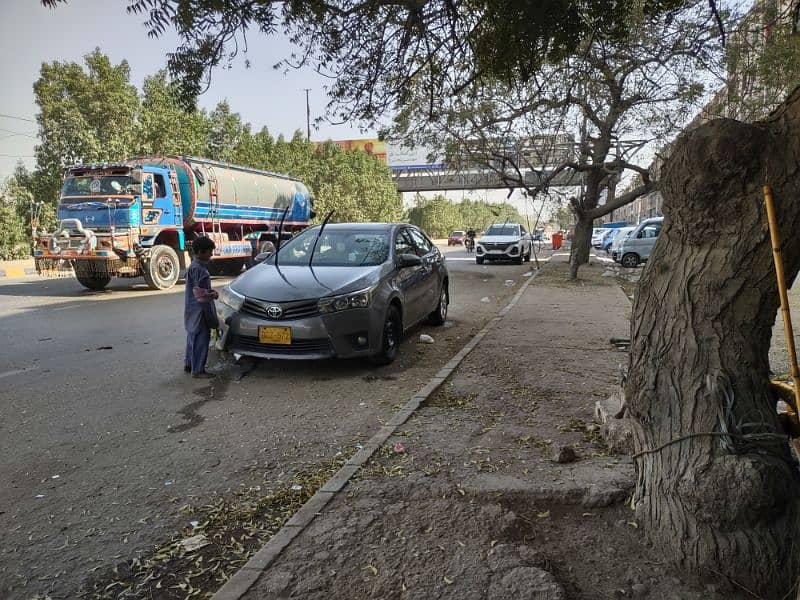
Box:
76 272 111 290
143 245 180 290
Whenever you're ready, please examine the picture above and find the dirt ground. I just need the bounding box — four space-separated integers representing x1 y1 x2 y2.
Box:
0 246 542 600
243 257 749 600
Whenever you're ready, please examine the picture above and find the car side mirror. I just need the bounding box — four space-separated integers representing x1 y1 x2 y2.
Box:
254 251 273 263
398 253 422 268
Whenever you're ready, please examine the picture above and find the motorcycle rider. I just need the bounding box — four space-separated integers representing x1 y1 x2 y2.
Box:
465 228 476 252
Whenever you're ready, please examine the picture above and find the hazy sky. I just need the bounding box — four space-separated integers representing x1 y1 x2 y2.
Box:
0 0 370 180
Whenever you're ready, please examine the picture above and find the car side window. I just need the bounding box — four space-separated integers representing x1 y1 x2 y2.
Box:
395 229 416 257
520 225 527 234
407 228 433 257
640 224 661 239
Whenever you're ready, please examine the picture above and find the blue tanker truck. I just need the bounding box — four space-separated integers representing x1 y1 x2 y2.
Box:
33 156 314 290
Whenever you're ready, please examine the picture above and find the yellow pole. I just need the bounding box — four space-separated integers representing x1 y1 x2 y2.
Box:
764 185 800 415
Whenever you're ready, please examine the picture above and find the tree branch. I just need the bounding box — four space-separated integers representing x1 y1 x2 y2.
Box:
587 181 658 219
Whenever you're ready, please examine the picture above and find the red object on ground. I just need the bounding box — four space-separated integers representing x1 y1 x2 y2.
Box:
552 233 563 250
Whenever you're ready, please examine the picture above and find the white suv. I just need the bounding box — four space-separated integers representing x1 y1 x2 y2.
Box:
476 223 532 265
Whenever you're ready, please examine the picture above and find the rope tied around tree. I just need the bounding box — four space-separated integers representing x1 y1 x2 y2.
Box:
632 373 791 461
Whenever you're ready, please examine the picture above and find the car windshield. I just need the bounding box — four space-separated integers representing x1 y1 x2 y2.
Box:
62 175 134 198
271 228 390 267
485 225 520 236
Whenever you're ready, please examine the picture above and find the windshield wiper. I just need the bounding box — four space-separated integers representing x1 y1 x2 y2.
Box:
273 205 291 270
308 210 335 268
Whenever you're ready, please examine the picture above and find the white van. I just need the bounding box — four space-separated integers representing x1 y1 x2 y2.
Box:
617 217 663 268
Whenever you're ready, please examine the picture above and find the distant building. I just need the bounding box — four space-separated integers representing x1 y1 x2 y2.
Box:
604 0 797 226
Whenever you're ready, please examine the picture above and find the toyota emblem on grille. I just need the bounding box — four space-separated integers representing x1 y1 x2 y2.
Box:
266 305 283 319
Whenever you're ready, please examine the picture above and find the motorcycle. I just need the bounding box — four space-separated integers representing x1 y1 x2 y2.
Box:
464 236 475 253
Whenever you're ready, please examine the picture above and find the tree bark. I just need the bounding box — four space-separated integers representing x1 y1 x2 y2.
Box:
569 212 592 280
626 87 800 597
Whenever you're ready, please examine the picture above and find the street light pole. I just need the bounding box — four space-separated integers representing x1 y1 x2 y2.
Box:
304 89 311 141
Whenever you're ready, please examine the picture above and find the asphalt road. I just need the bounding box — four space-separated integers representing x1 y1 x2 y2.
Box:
0 244 540 599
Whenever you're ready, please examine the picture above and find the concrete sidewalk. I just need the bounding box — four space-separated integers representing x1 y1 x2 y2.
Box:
223 255 730 600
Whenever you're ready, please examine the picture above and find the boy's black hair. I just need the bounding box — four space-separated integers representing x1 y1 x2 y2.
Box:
192 236 216 254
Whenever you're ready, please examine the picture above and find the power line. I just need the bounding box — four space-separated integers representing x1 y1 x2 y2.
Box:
0 113 36 123
0 127 38 139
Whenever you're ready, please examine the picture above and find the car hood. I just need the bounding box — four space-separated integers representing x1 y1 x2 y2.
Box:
479 235 521 244
230 263 386 302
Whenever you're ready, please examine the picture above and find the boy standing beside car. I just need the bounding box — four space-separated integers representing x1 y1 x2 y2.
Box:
184 236 219 378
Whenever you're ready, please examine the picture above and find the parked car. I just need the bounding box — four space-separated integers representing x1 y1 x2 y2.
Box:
617 217 664 267
591 228 608 248
608 226 636 258
475 223 533 265
215 223 449 365
447 230 466 246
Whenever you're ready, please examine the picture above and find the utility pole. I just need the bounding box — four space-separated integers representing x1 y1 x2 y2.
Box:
304 89 311 141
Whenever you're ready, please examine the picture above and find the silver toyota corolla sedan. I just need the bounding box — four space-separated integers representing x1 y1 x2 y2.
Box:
215 223 449 364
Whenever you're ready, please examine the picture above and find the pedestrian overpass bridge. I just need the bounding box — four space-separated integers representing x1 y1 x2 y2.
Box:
391 164 582 193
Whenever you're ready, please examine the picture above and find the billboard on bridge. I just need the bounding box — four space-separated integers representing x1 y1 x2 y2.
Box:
320 139 388 164
318 138 441 168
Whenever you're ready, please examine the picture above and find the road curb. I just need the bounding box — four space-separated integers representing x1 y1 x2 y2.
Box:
0 266 37 278
210 260 548 600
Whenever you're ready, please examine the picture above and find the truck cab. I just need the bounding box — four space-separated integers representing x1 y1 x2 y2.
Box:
36 164 187 289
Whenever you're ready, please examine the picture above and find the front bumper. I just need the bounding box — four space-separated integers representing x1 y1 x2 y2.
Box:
476 244 522 260
217 302 384 360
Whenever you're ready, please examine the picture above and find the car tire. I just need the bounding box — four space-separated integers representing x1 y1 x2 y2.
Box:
514 248 524 265
476 257 484 265
524 245 532 262
370 305 402 366
76 272 111 290
143 245 181 290
428 284 448 325
621 252 641 268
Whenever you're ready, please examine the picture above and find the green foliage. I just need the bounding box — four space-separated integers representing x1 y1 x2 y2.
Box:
407 195 524 238
66 0 685 113
139 70 209 156
0 174 33 260
306 142 403 223
15 49 401 231
33 48 141 208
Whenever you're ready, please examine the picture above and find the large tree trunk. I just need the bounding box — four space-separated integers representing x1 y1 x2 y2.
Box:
626 88 800 597
569 213 592 279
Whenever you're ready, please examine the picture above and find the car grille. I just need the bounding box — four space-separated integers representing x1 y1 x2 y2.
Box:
482 242 511 251
229 334 333 355
240 298 320 320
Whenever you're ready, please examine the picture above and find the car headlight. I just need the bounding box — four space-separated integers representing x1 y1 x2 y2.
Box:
219 286 245 311
318 287 375 313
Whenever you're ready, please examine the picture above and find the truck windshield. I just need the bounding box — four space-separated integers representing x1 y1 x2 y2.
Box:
272 229 390 267
62 175 134 198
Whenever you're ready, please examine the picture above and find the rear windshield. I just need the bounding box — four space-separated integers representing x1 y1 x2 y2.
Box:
450 231 465 236
485 225 520 236
272 228 390 267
